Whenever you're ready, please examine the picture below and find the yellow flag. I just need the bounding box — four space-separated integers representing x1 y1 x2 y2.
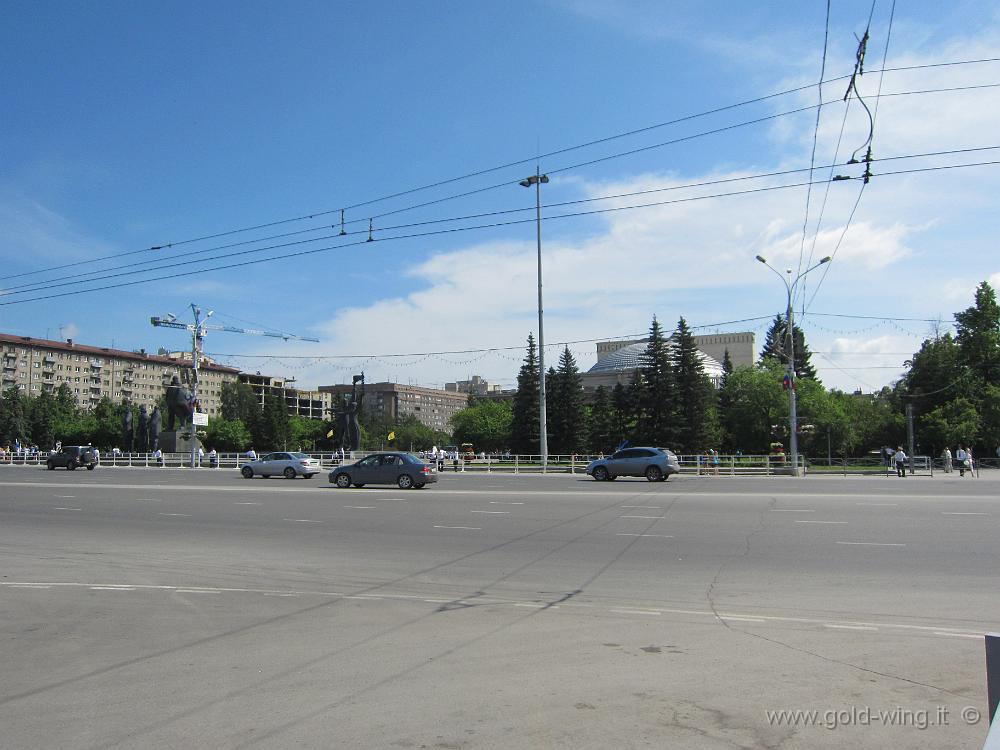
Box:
326 429 334 438
387 431 396 441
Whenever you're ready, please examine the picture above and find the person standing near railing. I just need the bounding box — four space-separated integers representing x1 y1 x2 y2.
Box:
942 446 953 473
893 446 908 477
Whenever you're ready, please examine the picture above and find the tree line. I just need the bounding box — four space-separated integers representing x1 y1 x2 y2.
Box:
3 282 997 459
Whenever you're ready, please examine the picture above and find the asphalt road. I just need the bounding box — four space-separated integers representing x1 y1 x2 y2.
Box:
2 465 998 749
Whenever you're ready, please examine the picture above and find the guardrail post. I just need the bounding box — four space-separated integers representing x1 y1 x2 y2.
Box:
514 454 519 475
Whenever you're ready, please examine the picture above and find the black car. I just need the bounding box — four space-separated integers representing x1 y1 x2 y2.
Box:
329 452 438 489
47 446 98 471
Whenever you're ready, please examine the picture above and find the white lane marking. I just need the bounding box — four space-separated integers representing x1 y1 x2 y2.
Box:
8 584 51 589
621 515 664 519
422 599 452 603
489 501 524 505
433 525 481 530
836 541 906 547
611 609 661 616
174 589 220 594
825 624 878 631
343 506 375 509
470 510 509 514
283 518 323 523
794 520 848 524
344 595 382 600
53 507 82 511
770 509 814 513
90 586 135 591
723 616 766 623
235 501 261 505
54 495 75 498
933 632 982 639
621 505 662 509
857 502 898 506
158 513 191 517
136 498 162 502
616 533 674 538
941 512 990 516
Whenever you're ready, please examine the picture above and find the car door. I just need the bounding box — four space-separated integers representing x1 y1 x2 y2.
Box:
608 449 637 475
375 454 400 484
353 454 380 483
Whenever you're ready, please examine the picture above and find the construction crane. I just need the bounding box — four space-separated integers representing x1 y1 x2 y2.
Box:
150 303 320 468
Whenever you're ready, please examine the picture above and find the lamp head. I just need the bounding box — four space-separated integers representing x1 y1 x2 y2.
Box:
819 256 832 264
755 255 766 264
519 178 532 188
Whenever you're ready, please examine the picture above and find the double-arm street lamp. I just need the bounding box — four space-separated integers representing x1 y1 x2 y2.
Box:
520 171 549 472
755 254 831 476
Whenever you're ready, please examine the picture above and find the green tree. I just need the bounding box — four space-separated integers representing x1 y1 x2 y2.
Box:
88 396 121 450
760 314 818 381
204 418 252 451
547 347 586 454
258 394 291 450
610 382 635 449
920 398 980 452
451 400 513 452
220 381 260 433
587 385 615 454
510 334 540 454
289 415 327 452
635 316 675 446
718 362 786 453
0 387 28 447
28 390 57 449
954 281 1000 388
672 317 714 452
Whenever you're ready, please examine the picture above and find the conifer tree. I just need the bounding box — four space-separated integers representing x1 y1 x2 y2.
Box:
635 316 675 446
510 334 540 454
672 316 714 452
611 382 634 449
548 346 585 454
759 314 818 381
587 385 615 454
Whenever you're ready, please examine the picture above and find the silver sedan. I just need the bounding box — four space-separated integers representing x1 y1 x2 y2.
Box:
240 452 321 479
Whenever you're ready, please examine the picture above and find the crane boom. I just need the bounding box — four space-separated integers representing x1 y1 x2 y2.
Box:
150 317 319 342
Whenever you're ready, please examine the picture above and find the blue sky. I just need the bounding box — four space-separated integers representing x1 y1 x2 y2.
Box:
2 0 998 392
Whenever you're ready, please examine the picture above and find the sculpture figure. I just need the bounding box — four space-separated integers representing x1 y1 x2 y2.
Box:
165 374 196 431
149 406 162 450
122 403 134 452
137 405 149 453
334 375 365 452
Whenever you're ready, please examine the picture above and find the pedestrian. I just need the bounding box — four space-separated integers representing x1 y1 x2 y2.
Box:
154 447 163 467
437 449 445 472
452 449 459 472
956 445 968 477
246 446 257 462
710 448 720 475
198 446 204 466
967 446 975 478
893 446 908 477
208 447 218 468
942 446 953 473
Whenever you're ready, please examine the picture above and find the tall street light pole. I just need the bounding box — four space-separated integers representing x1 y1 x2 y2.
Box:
755 255 831 476
520 170 549 472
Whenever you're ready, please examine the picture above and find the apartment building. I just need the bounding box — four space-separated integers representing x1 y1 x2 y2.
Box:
0 333 239 415
238 373 336 420
319 381 468 432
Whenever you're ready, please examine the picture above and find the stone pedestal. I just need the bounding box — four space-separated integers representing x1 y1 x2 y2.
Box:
157 430 203 455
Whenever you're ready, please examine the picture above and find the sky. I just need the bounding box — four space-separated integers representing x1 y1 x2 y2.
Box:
2 0 998 394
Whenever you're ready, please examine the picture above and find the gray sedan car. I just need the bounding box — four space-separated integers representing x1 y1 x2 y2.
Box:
241 451 321 479
329 452 437 489
586 447 680 482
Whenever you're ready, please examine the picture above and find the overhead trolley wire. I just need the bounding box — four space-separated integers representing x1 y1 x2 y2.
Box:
1 55 996 286
1 157 997 308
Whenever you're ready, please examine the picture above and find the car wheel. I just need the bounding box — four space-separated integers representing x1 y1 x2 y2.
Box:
593 466 609 481
87 464 95 470
397 474 414 489
47 460 55 470
67 460 76 471
645 466 663 482
241 466 254 479
283 467 297 479
335 474 351 488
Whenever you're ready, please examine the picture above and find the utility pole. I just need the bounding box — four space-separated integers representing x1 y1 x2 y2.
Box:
151 305 319 468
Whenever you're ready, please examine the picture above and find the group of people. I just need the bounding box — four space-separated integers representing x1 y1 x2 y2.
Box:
941 446 976 477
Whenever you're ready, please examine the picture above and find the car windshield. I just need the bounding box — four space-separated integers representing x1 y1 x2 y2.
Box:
289 452 309 459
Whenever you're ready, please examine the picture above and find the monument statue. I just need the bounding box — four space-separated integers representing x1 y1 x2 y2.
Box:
334 374 365 452
149 406 162 451
122 403 134 452
165 374 196 431
137 405 149 453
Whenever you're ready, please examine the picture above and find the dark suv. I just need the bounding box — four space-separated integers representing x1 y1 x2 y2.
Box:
47 446 98 471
